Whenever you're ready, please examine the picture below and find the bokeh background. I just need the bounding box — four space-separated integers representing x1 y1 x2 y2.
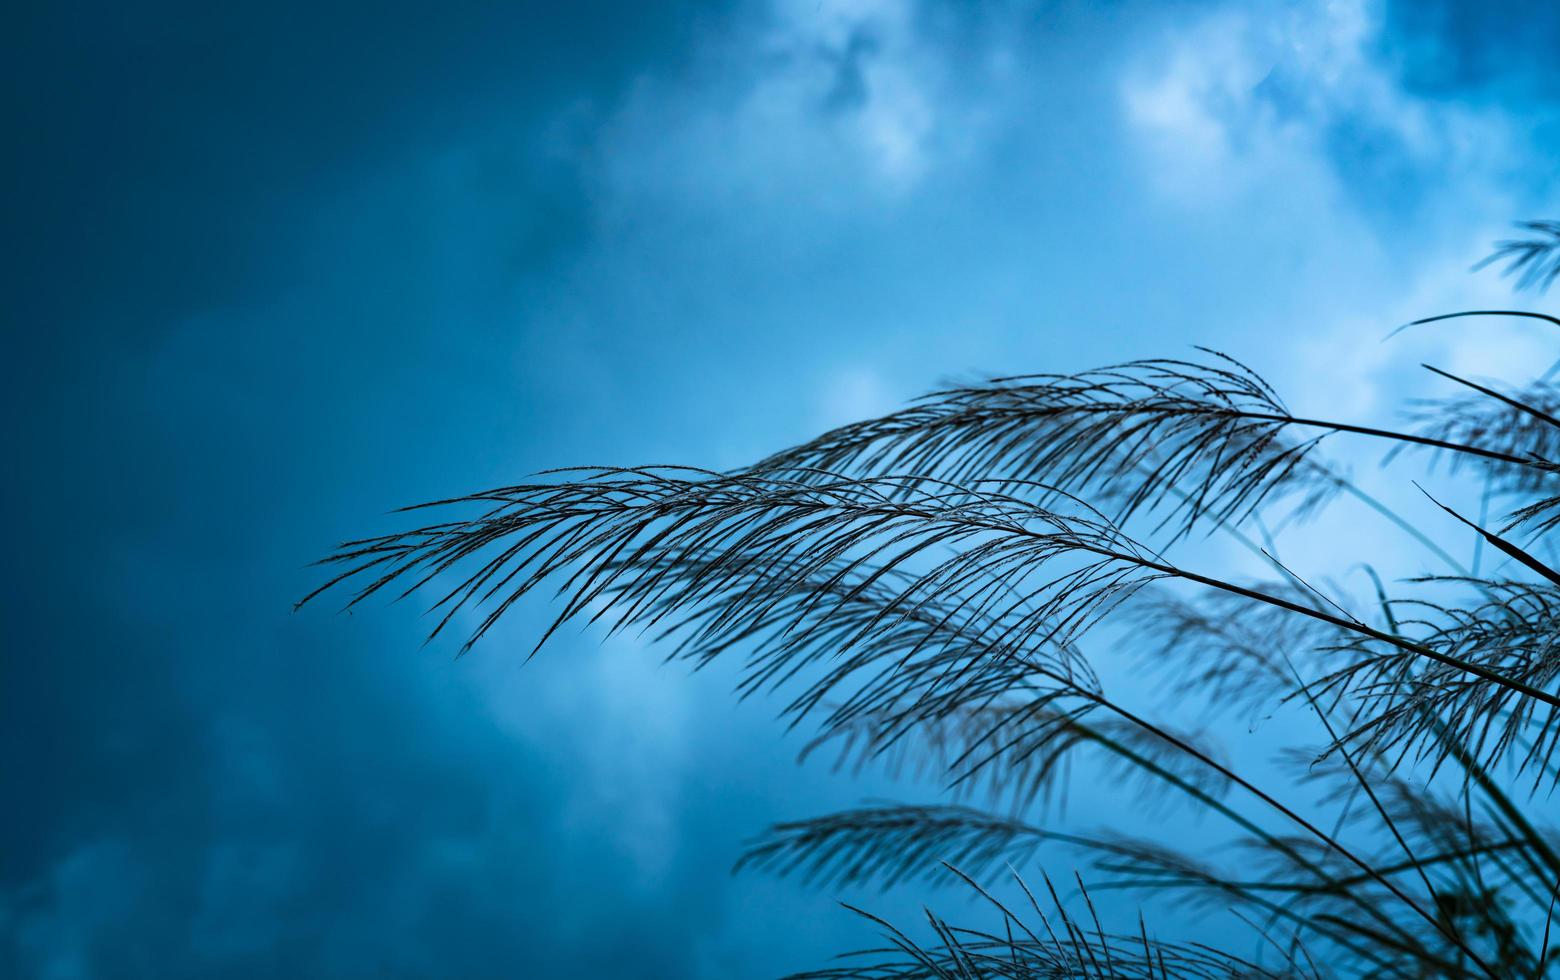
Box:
5 1 1559 976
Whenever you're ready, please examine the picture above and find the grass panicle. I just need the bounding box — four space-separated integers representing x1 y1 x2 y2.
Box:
304 220 1560 977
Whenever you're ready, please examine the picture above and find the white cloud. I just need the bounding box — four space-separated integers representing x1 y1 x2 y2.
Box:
1116 0 1549 456
582 0 1003 206
1120 0 1524 207
768 0 939 187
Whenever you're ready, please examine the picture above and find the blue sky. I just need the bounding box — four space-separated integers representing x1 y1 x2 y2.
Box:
4 1 1559 976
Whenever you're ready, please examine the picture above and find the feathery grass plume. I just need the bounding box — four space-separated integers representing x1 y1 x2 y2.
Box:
787 865 1300 980
1402 372 1560 495
1476 220 1560 294
798 705 1233 817
305 221 1560 977
1121 582 1336 720
749 354 1345 542
1315 579 1560 788
1506 475 1560 537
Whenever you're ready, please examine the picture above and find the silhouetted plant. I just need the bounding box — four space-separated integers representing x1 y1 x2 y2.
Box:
304 225 1560 977
1476 220 1560 295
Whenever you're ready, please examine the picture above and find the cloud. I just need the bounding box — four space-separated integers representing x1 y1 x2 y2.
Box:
1120 0 1530 218
585 0 1037 208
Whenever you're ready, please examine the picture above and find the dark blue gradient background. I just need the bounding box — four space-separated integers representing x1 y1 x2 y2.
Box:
5 2 1557 976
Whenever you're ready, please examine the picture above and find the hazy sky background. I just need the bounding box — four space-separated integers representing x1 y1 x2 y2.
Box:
5 1 1559 976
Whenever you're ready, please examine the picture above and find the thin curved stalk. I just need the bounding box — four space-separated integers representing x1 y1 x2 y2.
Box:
1042 533 1560 711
